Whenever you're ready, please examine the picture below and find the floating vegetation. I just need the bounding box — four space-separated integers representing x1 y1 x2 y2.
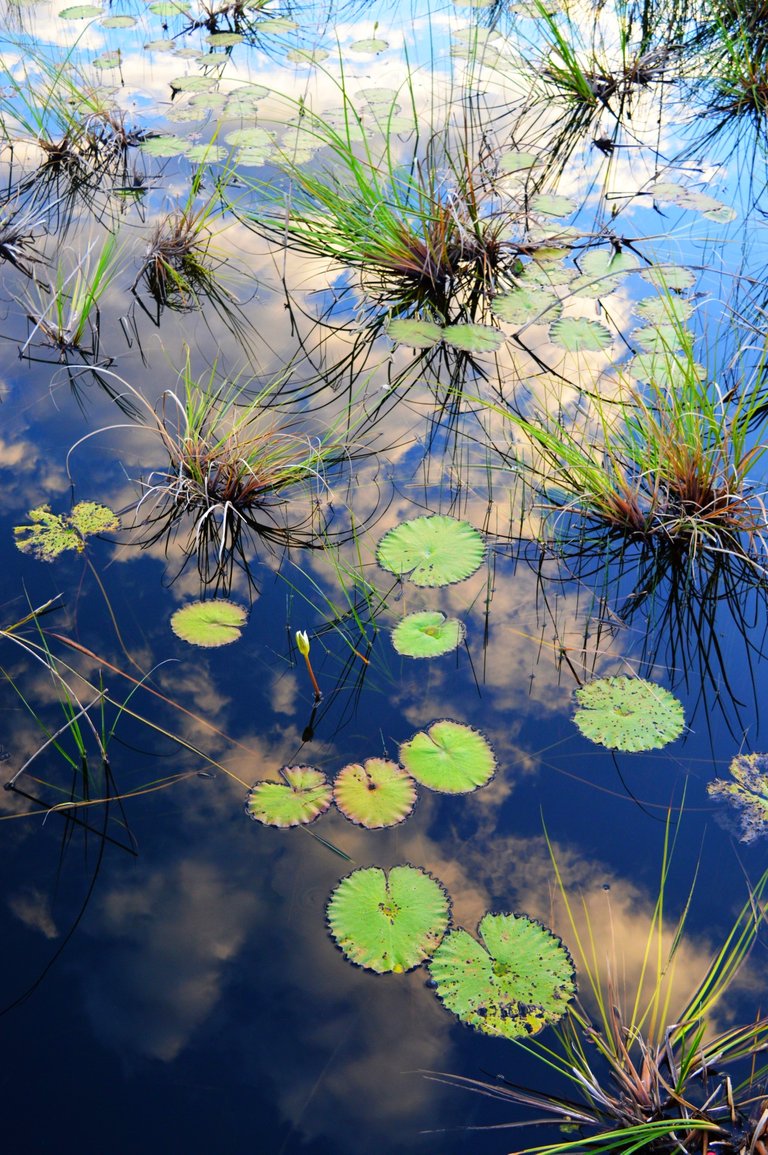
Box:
573 676 685 751
326 865 450 973
169 599 247 647
376 515 485 587
428 912 576 1039
333 759 417 829
391 611 466 658
708 752 768 842
245 766 333 827
14 502 118 561
399 720 496 793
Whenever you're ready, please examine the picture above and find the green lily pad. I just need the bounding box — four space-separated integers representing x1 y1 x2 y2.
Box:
631 324 687 353
549 316 613 352
100 13 136 25
708 753 768 843
492 287 562 326
377 515 485 587
224 127 275 148
530 194 577 217
246 766 332 827
350 37 389 52
623 352 706 388
139 134 189 156
385 318 443 349
428 912 576 1039
499 150 540 172
333 759 417 828
573 676 685 751
59 4 101 17
399 720 496 793
640 265 696 291
15 502 118 561
206 31 243 45
327 864 450 973
442 323 505 353
170 599 247 647
391 611 466 658
634 296 694 326
579 248 639 278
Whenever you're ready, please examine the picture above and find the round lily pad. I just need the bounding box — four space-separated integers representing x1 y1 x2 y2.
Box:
530 194 577 217
327 864 450 973
333 759 417 828
385 318 443 348
492 287 562 326
399 720 496 793
549 316 613 352
377 514 485 587
170 599 247 647
640 265 696 291
60 4 101 17
246 766 332 827
442 323 505 353
391 611 465 658
350 37 389 52
634 296 694 326
428 912 576 1039
139 134 189 157
573 676 685 751
631 324 686 353
499 150 540 172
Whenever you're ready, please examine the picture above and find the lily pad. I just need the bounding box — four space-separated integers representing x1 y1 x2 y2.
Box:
350 37 389 52
530 194 577 217
428 912 576 1039
499 150 540 172
385 318 443 349
708 753 768 843
623 352 706 388
634 296 694 326
327 864 450 973
573 676 685 751
15 502 118 561
377 515 485 587
139 134 189 157
333 759 417 828
399 720 496 793
492 286 562 326
246 766 332 827
631 324 687 353
442 323 505 353
170 599 247 647
391 611 466 658
59 4 101 17
549 316 613 352
640 265 696 292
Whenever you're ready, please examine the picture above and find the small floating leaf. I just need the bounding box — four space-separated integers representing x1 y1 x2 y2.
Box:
640 265 695 291
428 912 576 1039
350 37 388 52
59 4 101 17
15 502 118 561
391 611 465 658
492 286 562 326
334 759 417 828
530 194 577 217
708 753 768 843
246 766 332 827
499 150 540 172
442 323 505 353
100 13 136 25
623 353 705 388
549 316 612 352
377 514 485 587
634 296 694 326
399 720 496 793
631 324 686 353
579 248 639 278
327 864 450 973
206 31 243 45
573 676 685 751
170 599 247 647
139 134 189 156
385 318 443 348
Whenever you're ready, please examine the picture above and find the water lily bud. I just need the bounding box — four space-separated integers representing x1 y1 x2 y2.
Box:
295 629 310 657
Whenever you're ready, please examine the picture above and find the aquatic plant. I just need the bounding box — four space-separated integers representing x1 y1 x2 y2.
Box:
430 819 768 1155
124 356 357 590
708 751 768 842
169 599 247 646
572 675 686 751
327 864 450 973
429 912 576 1041
245 766 333 827
494 333 768 576
399 720 496 793
391 610 466 658
22 233 123 361
376 514 486 587
295 628 322 701
333 759 417 829
14 501 119 561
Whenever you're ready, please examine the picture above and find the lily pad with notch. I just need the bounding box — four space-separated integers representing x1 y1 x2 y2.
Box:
327 864 450 973
428 912 576 1039
399 720 496 793
391 611 465 658
549 316 613 352
333 759 417 828
377 514 485 587
246 766 332 827
573 676 685 751
170 599 247 647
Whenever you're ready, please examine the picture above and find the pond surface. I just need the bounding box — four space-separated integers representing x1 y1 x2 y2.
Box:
3 0 768 1152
